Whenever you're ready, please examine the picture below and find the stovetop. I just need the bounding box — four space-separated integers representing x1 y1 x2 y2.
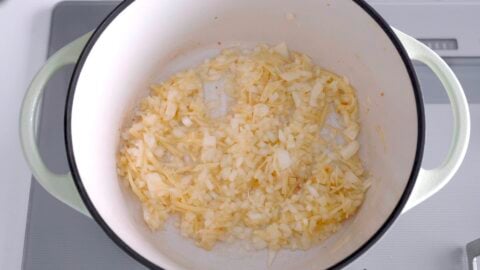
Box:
23 2 480 269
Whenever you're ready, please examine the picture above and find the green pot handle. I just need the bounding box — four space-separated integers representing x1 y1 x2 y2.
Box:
394 29 471 213
20 32 93 217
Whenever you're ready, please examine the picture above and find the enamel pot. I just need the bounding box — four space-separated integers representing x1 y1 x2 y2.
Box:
20 1 470 269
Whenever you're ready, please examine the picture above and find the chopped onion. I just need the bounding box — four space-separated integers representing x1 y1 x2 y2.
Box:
117 43 367 253
340 141 360 160
343 123 360 140
309 80 324 107
182 116 193 127
272 42 289 58
276 148 292 170
203 133 217 148
254 104 270 117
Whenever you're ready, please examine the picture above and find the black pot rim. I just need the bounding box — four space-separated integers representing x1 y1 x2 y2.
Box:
64 1 425 269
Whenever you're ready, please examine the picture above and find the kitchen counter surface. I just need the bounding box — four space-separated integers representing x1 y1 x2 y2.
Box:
1 1 479 269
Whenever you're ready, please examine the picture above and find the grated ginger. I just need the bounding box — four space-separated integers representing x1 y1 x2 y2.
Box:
117 44 369 251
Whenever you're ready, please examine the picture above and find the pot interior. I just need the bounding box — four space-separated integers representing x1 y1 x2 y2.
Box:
69 0 420 269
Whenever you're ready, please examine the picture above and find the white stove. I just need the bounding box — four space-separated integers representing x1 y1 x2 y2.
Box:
21 1 480 269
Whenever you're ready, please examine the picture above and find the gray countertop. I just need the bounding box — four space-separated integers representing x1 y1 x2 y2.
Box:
1 1 479 269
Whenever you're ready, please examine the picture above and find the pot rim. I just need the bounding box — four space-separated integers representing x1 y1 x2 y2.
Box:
64 0 425 269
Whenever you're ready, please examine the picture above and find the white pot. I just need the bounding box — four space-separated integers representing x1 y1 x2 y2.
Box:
20 0 470 269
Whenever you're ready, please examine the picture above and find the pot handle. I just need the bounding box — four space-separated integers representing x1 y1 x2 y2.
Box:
393 29 471 213
20 32 92 216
